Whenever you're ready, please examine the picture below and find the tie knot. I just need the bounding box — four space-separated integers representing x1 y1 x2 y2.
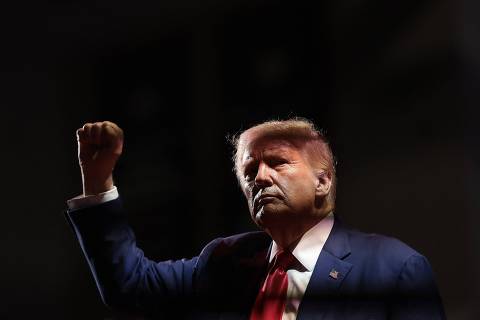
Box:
273 251 296 271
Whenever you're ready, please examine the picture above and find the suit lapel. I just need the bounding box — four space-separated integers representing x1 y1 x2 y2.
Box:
296 219 353 320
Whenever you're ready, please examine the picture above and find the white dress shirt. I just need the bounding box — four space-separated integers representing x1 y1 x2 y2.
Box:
269 212 334 320
67 188 334 320
67 187 119 210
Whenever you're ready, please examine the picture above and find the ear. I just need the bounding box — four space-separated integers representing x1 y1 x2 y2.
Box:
315 170 332 197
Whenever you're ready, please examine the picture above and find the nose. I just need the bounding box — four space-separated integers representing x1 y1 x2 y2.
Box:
254 162 273 188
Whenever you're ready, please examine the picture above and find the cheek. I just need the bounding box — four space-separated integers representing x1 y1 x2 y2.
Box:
282 173 317 203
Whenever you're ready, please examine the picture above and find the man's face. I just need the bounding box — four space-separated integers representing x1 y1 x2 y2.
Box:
239 137 320 231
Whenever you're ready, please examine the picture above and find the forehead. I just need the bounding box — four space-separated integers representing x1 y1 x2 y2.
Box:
240 137 301 165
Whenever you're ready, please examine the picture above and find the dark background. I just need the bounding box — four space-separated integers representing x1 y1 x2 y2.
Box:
1 0 479 319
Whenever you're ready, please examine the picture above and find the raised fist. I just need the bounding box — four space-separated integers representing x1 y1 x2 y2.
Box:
76 121 124 195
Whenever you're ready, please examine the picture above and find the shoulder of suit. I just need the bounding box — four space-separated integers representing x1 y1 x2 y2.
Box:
198 231 271 258
340 224 425 264
192 231 271 282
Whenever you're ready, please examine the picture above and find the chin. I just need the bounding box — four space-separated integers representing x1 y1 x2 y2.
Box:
254 206 291 229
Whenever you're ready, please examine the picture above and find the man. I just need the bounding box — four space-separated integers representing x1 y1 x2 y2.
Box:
66 118 446 319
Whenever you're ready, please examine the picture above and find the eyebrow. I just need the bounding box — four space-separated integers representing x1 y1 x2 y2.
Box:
242 148 293 169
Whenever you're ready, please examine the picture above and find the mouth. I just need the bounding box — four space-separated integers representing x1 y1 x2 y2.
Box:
253 193 282 212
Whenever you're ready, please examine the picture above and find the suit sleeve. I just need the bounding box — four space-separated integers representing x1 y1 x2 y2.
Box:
390 254 446 320
65 198 199 316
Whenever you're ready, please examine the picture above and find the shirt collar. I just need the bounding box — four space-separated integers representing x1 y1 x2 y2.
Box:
269 211 335 272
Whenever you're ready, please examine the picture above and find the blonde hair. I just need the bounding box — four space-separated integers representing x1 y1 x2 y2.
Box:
230 117 337 206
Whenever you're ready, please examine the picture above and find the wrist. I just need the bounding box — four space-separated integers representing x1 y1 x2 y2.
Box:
82 175 114 196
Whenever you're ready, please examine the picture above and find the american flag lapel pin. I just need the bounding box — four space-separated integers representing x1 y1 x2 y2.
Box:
329 268 339 280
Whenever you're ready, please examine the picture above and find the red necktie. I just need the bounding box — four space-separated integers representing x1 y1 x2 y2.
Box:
250 251 296 320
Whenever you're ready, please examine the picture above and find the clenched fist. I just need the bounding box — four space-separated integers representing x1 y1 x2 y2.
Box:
76 121 124 196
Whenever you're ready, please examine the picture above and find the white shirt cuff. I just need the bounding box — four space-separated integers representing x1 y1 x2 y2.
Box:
67 186 119 211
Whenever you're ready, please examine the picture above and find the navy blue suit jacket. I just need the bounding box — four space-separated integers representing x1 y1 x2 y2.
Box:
66 198 445 319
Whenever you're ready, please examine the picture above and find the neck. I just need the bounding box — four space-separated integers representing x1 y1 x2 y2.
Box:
266 214 326 249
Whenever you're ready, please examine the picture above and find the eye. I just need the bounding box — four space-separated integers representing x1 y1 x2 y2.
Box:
243 165 257 183
270 158 288 167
